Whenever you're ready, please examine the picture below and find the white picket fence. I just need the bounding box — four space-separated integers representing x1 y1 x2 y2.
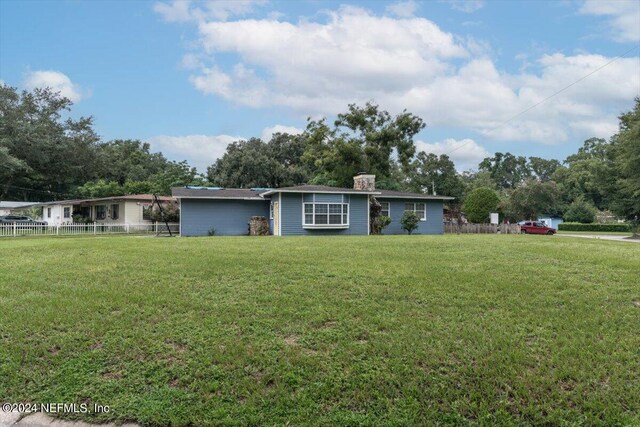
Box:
0 222 179 238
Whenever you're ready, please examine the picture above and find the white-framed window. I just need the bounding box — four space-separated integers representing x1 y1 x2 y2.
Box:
404 202 426 221
143 205 153 220
95 205 106 220
63 207 71 218
380 202 390 217
47 207 51 218
270 202 274 219
111 204 119 220
303 202 349 226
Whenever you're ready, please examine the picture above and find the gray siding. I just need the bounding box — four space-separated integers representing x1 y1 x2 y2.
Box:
180 199 270 236
377 198 444 235
280 192 369 236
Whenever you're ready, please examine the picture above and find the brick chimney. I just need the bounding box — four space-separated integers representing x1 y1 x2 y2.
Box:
353 174 376 191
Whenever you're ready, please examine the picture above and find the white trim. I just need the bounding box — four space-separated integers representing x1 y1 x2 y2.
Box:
380 201 390 217
404 202 427 221
261 189 380 196
302 201 349 227
367 195 370 236
178 198 182 236
172 196 265 201
277 193 282 236
378 195 454 200
303 225 349 230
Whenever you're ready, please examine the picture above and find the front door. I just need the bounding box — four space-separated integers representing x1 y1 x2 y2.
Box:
273 202 279 236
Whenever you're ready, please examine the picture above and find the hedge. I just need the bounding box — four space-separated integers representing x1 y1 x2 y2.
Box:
558 222 631 232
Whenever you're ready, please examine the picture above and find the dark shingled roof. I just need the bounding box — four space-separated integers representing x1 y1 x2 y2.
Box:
376 189 455 200
261 185 379 195
172 185 454 200
172 187 266 200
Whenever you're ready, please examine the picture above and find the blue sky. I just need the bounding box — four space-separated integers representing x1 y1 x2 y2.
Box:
1 0 639 172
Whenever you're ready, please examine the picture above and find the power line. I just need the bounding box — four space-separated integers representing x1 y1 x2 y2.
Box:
3 184 74 198
444 45 640 157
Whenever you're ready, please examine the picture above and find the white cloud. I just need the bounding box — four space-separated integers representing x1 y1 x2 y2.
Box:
159 4 640 146
23 70 84 102
148 125 303 172
386 0 418 18
154 0 267 22
579 0 640 42
191 5 468 113
180 53 203 70
444 0 485 13
416 138 490 170
147 134 240 172
261 125 303 141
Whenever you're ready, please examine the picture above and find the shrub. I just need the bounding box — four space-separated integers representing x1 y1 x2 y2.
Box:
148 202 180 223
207 228 216 236
375 215 392 234
463 187 500 223
401 211 420 235
369 197 391 235
564 199 597 223
558 223 631 232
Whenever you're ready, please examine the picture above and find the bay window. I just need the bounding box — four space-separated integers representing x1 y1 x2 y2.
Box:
303 202 348 227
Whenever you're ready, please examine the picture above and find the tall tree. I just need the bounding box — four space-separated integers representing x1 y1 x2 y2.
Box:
461 170 498 192
94 139 171 185
502 179 561 221
0 85 100 200
479 152 531 189
608 98 640 234
463 187 500 223
207 134 309 188
553 137 616 210
528 157 561 182
408 152 465 201
302 102 424 187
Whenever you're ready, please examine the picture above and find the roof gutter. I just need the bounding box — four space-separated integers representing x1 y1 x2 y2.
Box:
172 196 266 201
260 189 381 196
377 195 455 200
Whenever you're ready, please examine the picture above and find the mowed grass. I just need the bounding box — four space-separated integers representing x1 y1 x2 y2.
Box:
0 235 638 426
557 230 633 236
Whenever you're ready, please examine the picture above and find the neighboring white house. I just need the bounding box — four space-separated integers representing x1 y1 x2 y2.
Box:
35 195 175 226
538 215 564 230
0 201 36 216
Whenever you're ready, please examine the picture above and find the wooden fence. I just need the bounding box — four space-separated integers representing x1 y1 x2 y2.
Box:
0 223 179 238
444 223 521 234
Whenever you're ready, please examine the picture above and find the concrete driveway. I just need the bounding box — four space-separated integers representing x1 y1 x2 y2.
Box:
556 234 640 243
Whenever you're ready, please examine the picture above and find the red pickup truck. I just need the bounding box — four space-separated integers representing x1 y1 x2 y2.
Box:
519 221 556 235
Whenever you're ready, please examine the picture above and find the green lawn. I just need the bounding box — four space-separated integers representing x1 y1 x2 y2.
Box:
1 235 638 426
557 230 633 236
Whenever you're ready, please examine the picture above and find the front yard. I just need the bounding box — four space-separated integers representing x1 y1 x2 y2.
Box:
0 235 638 426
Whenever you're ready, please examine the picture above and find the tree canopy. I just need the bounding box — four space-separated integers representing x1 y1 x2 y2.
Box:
608 98 640 232
301 102 424 187
463 187 500 223
0 85 100 200
207 134 309 188
2 83 637 230
0 85 204 200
